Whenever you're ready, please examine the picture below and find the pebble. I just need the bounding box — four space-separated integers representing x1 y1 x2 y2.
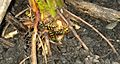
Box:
5 57 14 64
94 55 100 60
93 55 100 63
0 45 3 53
84 57 92 64
75 60 83 64
118 0 120 4
61 48 66 53
61 57 67 64
93 59 99 63
0 60 5 64
0 54 3 60
112 62 119 64
116 40 120 42
105 59 110 64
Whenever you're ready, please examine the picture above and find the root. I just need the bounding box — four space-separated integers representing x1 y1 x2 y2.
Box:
57 9 89 51
1 23 10 37
44 30 52 56
63 8 118 55
31 32 37 64
19 56 30 64
38 34 48 64
15 8 29 18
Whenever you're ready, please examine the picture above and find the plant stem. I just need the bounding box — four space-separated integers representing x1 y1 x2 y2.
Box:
29 0 40 64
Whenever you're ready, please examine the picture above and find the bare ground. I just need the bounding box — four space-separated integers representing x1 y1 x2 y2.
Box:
0 0 120 64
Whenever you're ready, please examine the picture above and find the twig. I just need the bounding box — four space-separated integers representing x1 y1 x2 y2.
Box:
31 31 37 64
50 40 62 45
6 13 27 33
19 56 30 64
65 0 120 23
1 22 10 37
44 30 52 56
0 37 15 48
38 34 47 64
57 9 89 51
63 8 118 55
15 8 29 18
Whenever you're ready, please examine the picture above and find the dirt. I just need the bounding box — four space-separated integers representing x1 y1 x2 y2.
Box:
0 0 120 64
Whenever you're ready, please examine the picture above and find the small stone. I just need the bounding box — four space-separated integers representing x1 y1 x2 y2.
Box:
75 60 83 64
112 62 119 64
116 40 120 42
61 48 66 53
62 53 67 55
61 57 67 64
93 59 99 63
94 55 100 59
106 22 118 29
5 57 14 64
105 59 110 64
118 0 120 4
0 54 3 60
85 57 92 64
0 60 6 64
95 20 100 24
0 45 3 53
74 24 80 29
93 55 100 63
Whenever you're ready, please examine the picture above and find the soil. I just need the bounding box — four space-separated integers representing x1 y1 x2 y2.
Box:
0 0 120 64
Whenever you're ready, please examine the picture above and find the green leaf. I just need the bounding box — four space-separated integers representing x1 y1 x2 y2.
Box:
46 0 56 17
37 0 64 18
37 0 48 13
56 0 63 8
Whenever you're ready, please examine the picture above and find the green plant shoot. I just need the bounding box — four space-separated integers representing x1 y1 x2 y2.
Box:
37 0 63 18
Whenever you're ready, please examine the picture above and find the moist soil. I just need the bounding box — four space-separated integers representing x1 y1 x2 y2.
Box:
0 0 120 64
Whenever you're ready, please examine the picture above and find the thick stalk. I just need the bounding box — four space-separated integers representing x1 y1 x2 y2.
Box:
29 0 40 64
